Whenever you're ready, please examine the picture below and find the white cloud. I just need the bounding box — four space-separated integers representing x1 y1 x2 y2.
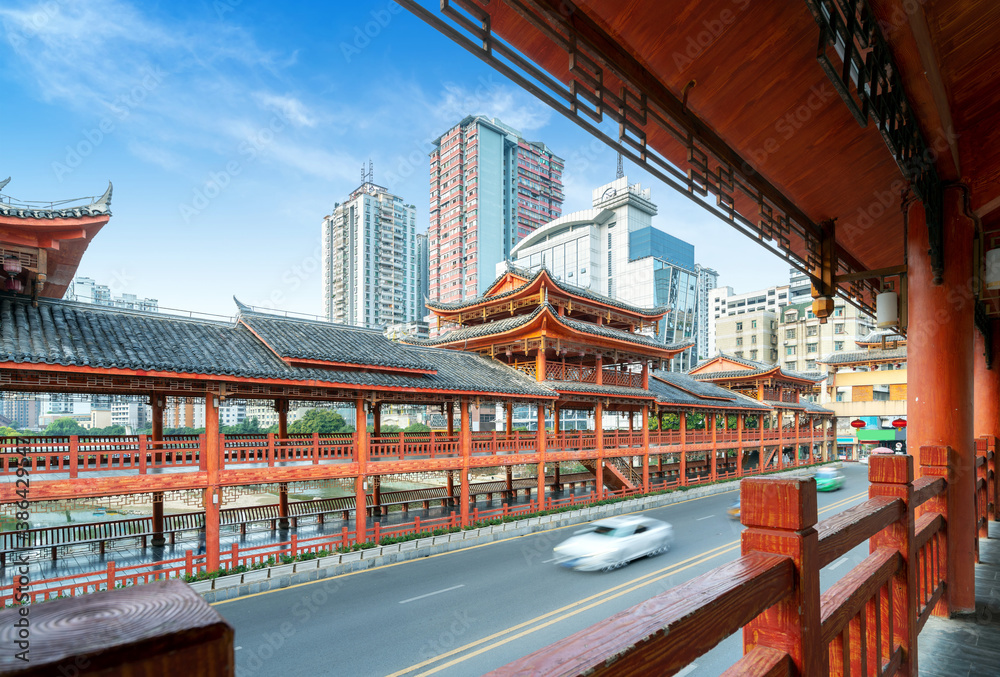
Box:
433 79 552 133
252 93 317 128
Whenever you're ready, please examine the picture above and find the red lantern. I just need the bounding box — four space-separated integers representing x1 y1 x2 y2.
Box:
5 277 23 293
850 419 866 429
3 256 21 275
892 418 907 429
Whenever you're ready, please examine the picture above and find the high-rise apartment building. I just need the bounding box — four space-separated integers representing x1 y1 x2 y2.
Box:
322 182 419 329
428 116 564 305
66 277 158 312
507 177 706 371
694 264 719 363
709 284 791 356
1 398 38 430
779 299 875 373
714 311 779 364
164 399 206 430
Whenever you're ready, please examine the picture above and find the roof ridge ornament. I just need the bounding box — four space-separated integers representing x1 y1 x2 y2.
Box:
94 181 113 207
0 177 10 193
233 296 252 313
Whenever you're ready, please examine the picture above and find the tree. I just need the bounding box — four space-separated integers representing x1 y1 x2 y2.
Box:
288 409 351 434
404 422 431 433
86 425 126 436
45 417 84 436
0 426 19 437
222 417 263 435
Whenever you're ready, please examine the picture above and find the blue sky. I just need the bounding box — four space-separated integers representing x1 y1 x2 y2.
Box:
0 0 791 317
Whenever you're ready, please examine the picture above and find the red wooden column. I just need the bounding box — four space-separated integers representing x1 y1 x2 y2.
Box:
373 403 381 435
354 398 368 544
536 403 547 507
973 324 1000 437
204 393 221 570
907 194 976 614
759 412 765 471
278 482 289 530
460 397 471 526
793 412 800 466
275 399 288 439
679 412 687 486
737 413 744 477
869 453 918 675
149 394 165 547
710 413 718 481
777 412 785 469
595 401 605 498
641 404 649 492
506 401 514 433
741 476 821 675
446 402 454 436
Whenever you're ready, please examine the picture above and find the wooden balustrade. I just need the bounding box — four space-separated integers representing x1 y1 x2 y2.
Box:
487 450 960 676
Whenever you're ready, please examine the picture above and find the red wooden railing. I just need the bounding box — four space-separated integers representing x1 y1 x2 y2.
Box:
488 449 963 676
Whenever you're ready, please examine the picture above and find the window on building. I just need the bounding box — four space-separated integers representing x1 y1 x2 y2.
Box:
835 341 844 351
752 320 758 328
786 328 796 339
735 351 744 358
751 335 758 344
736 322 743 331
786 346 796 355
806 360 817 370
807 326 818 337
770 349 777 361
835 391 844 402
750 350 758 360
787 361 797 371
835 324 845 334
807 343 818 353
736 337 743 346
834 307 844 317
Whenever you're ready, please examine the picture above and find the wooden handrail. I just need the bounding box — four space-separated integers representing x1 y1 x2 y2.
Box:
912 476 945 507
819 547 901 645
720 646 792 677
815 496 903 568
484 553 794 677
913 511 944 552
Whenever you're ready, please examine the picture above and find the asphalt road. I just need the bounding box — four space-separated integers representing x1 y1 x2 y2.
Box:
216 463 873 677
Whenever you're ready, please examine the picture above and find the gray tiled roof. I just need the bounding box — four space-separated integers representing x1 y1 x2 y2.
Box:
858 330 905 345
650 370 771 410
691 354 823 383
764 400 834 415
0 182 112 220
0 295 555 398
426 265 667 317
239 311 434 372
545 380 657 399
818 346 907 364
416 303 691 353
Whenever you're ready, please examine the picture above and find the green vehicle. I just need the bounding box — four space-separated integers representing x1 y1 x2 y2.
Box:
815 468 845 492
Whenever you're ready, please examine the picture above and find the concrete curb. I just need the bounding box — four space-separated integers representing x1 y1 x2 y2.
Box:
198 466 824 603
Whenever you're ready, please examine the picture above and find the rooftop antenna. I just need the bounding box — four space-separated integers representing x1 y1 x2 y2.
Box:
616 150 624 180
361 163 366 186
368 159 374 185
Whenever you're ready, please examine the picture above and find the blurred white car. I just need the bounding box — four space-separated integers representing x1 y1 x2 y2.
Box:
552 515 673 572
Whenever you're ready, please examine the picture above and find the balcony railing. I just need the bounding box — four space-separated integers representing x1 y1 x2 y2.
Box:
0 424 837 480
487 449 957 676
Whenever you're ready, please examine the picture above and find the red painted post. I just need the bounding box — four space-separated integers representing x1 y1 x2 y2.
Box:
737 413 744 477
355 398 368 544
185 550 193 578
595 401 605 499
312 432 320 464
537 403 547 505
793 412 800 467
230 543 239 570
710 413 718 481
267 433 275 467
138 435 147 474
69 435 79 479
106 560 116 592
204 394 221 571
918 445 954 616
290 534 298 558
740 476 821 675
869 453 917 675
373 523 381 546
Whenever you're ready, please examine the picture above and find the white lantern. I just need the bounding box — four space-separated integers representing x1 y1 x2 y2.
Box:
986 248 1000 289
876 291 898 328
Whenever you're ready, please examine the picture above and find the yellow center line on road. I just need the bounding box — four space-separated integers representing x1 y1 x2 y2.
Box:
389 488 870 677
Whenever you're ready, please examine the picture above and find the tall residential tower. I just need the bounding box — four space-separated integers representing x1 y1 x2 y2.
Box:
322 182 418 329
428 116 564 305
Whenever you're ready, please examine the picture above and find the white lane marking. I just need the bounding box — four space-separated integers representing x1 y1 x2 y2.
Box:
674 663 698 676
543 557 558 563
829 557 849 570
399 584 465 604
696 515 714 521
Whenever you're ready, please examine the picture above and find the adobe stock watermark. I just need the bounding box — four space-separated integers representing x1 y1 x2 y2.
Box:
340 1 403 63
253 246 323 311
178 111 289 223
51 67 168 182
744 83 836 170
